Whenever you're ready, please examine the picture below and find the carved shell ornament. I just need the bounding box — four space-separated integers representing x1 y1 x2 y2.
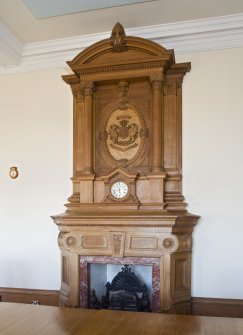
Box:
110 22 127 52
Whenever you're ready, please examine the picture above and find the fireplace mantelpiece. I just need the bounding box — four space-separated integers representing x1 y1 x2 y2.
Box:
52 23 199 313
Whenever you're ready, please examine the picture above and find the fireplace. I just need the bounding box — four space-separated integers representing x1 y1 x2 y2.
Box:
52 23 199 314
80 256 161 312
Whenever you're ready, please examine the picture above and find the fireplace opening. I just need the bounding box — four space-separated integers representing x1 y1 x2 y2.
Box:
89 264 152 312
80 256 160 312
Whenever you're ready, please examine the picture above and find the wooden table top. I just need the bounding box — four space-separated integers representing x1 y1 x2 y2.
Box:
0 302 243 335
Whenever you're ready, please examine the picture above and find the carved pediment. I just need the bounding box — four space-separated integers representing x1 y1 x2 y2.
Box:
104 168 138 184
65 23 175 76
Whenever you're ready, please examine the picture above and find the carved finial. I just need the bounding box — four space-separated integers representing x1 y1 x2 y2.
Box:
110 22 127 52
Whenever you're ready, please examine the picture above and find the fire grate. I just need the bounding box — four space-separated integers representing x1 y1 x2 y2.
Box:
90 264 150 312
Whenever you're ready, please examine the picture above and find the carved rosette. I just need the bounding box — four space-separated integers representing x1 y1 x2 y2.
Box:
163 238 175 249
66 236 77 247
161 235 179 253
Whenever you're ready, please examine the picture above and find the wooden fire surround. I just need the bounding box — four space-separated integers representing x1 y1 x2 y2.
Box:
52 23 200 313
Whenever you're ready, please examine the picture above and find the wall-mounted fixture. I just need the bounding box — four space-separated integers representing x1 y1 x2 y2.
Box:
9 166 18 179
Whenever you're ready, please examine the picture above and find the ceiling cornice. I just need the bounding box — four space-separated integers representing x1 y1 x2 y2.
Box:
0 13 243 75
0 21 23 67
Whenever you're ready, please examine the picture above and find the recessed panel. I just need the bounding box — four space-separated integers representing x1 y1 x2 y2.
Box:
81 235 108 249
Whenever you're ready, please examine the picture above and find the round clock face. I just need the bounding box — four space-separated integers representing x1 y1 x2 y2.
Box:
111 181 129 199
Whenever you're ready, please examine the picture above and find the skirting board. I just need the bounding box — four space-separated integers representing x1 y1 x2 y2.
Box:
0 287 59 306
191 297 243 318
0 288 243 318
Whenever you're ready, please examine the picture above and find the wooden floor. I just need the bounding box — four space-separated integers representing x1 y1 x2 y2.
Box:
0 302 243 335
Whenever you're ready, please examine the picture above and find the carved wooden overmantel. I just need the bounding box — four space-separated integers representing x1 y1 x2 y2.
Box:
52 23 200 313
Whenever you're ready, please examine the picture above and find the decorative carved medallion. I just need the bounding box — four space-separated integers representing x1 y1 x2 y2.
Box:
66 236 77 247
100 107 148 166
108 115 139 150
163 238 175 249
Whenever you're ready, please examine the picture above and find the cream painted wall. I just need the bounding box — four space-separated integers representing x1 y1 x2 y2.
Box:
0 69 72 289
177 47 243 298
0 47 243 298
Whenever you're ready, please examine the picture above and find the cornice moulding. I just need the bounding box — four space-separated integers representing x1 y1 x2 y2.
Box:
0 13 243 75
0 21 23 67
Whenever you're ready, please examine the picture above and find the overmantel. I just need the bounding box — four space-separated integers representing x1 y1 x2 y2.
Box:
52 23 199 313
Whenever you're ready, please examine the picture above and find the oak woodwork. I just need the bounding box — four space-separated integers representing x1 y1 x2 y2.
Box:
52 23 200 313
151 80 163 172
0 288 59 306
191 297 243 318
1 290 243 319
1 303 243 335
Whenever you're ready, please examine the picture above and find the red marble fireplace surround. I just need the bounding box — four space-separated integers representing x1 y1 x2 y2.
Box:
80 256 160 312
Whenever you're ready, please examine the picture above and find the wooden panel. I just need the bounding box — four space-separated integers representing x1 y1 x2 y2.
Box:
79 180 94 203
191 297 243 318
130 236 158 250
0 288 59 306
95 80 151 176
171 253 191 303
62 255 69 284
81 235 108 249
163 83 178 172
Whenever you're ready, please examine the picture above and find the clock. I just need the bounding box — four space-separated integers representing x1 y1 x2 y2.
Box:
111 181 129 199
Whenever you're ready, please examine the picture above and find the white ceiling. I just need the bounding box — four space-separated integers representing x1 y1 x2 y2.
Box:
0 0 243 73
23 0 155 19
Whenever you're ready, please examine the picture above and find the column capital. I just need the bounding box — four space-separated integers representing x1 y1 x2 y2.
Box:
163 82 180 96
70 83 84 101
151 80 163 92
84 82 95 97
